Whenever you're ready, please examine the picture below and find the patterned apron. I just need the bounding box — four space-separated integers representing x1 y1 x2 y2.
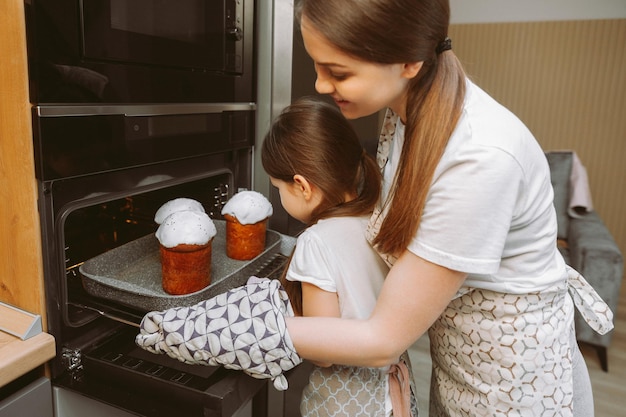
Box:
300 351 418 417
365 110 614 417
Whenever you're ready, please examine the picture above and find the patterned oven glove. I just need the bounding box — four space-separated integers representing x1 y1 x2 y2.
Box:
135 276 302 390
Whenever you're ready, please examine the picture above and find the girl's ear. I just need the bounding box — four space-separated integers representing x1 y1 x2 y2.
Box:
402 61 423 79
293 174 314 201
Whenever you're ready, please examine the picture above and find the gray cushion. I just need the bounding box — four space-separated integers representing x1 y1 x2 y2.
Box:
545 152 573 240
546 152 624 356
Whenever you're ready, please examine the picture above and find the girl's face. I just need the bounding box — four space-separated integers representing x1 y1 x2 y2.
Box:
300 16 421 121
269 176 320 224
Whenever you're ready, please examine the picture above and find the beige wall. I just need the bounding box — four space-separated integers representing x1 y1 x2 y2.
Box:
449 19 626 256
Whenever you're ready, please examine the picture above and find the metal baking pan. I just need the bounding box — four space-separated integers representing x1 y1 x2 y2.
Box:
79 220 295 312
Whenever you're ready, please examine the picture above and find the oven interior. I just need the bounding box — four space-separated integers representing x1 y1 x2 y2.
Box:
62 170 234 328
37 147 295 416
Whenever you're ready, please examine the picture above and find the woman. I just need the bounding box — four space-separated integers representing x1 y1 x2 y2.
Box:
136 1 613 415
283 1 613 416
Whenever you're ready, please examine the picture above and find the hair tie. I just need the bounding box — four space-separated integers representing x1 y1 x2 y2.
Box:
436 37 452 54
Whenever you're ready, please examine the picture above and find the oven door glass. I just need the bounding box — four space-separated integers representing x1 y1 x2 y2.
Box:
81 0 243 73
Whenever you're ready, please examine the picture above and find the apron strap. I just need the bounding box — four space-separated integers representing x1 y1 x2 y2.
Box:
566 265 614 335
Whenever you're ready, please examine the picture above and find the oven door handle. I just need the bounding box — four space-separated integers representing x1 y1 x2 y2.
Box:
35 103 256 117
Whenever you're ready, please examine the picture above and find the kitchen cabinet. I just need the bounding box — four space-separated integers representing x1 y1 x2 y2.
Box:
0 303 55 417
0 377 53 417
0 331 55 388
0 3 59 415
0 303 55 387
0 3 47 320
0 23 51 407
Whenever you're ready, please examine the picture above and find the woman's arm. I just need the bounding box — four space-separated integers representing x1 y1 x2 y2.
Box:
300 281 341 367
286 250 467 367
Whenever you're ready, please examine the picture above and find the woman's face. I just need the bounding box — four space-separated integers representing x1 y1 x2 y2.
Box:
300 16 420 121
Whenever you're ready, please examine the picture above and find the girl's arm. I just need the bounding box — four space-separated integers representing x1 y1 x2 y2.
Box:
286 249 467 368
300 281 341 367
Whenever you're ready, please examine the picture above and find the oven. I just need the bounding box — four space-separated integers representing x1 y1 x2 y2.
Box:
23 0 311 414
32 103 303 417
24 0 254 104
21 0 309 415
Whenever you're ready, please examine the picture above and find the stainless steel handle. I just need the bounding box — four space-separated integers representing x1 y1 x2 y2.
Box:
36 102 256 117
69 302 141 328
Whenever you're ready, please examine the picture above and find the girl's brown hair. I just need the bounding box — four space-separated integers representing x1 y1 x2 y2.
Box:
297 0 466 256
261 96 382 315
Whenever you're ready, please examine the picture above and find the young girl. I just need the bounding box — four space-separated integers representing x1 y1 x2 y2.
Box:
261 96 417 417
280 1 614 416
136 97 417 414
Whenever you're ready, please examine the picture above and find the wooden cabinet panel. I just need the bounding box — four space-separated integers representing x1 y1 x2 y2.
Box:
0 1 46 322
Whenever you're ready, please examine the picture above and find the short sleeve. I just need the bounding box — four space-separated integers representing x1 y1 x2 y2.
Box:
286 229 338 293
408 146 525 274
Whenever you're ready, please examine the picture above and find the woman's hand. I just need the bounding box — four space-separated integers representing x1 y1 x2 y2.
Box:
286 250 467 367
368 251 467 363
136 277 303 390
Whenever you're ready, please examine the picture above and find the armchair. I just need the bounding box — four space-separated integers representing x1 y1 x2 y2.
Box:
546 151 624 371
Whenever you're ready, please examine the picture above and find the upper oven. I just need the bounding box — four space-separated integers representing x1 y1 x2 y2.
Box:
24 0 255 104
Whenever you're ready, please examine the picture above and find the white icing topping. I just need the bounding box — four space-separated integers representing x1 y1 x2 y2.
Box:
154 198 205 224
155 210 216 248
221 190 273 225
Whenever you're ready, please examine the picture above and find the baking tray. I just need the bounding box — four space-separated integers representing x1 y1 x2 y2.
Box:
79 220 295 312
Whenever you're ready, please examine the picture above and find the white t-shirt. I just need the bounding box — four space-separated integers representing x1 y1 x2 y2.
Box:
383 80 566 294
286 216 388 318
286 216 395 416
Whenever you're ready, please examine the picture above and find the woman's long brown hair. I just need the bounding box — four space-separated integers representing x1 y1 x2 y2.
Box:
261 96 382 315
298 0 466 256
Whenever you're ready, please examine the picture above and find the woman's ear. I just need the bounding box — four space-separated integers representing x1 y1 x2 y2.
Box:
402 61 423 79
293 174 314 201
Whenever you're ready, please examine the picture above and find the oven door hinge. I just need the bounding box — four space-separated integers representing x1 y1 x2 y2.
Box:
61 347 84 382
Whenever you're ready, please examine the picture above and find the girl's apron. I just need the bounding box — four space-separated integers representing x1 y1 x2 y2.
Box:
300 352 418 417
366 109 614 417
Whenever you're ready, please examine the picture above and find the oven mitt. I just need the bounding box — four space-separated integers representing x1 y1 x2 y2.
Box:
135 276 302 390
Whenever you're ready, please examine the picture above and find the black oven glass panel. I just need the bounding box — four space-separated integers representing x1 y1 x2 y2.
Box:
33 110 253 181
82 0 241 73
24 0 255 103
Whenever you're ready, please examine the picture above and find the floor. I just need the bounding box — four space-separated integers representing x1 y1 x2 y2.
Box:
407 275 626 416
